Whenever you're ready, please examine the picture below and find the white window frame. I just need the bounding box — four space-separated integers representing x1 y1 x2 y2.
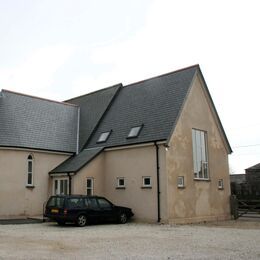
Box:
97 131 111 143
142 176 152 188
26 154 34 187
53 177 69 195
192 129 209 180
127 125 143 138
86 178 94 196
177 176 185 188
116 177 125 188
218 179 224 190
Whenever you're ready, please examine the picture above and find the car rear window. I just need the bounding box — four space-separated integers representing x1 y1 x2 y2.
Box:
47 197 65 208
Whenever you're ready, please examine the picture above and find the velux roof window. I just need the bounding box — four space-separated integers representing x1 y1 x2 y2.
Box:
127 125 143 138
97 131 111 143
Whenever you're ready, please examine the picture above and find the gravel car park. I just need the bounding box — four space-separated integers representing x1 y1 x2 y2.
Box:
0 220 260 259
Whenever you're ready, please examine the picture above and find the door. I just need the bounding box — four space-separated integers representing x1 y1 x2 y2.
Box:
53 178 69 195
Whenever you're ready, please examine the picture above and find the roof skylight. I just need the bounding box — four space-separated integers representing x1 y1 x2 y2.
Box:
127 125 143 138
97 131 111 143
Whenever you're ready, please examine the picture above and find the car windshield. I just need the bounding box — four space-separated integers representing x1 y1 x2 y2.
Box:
47 197 65 208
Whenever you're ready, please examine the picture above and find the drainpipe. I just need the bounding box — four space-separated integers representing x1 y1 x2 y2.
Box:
68 173 72 195
154 142 161 222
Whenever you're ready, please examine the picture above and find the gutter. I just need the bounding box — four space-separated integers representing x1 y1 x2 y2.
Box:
154 142 161 222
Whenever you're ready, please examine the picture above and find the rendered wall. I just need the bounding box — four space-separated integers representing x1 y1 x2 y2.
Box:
0 149 69 218
166 74 231 224
72 153 105 196
103 145 167 223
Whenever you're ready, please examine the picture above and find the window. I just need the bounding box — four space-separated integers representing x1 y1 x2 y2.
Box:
67 198 84 208
218 179 224 190
97 198 112 209
127 125 143 138
97 131 111 143
192 129 209 179
54 178 68 195
116 177 125 189
177 176 185 188
27 155 33 187
86 178 94 195
142 176 152 188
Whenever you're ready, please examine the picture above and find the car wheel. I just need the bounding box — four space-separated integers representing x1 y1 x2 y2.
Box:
77 214 87 227
57 220 66 226
119 212 127 224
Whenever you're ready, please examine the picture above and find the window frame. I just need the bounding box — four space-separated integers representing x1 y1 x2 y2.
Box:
127 125 143 139
86 177 94 196
192 129 209 180
142 176 152 188
177 176 185 188
218 179 224 190
97 130 112 143
26 154 34 187
53 177 69 195
116 177 125 189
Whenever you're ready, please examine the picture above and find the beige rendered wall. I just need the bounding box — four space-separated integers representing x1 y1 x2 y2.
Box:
72 153 105 196
103 145 167 223
167 74 231 224
0 149 69 218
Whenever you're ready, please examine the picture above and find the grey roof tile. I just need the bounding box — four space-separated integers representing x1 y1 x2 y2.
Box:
0 90 78 153
67 84 121 151
86 66 198 148
50 147 104 173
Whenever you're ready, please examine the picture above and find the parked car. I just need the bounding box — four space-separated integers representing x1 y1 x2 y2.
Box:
44 195 134 227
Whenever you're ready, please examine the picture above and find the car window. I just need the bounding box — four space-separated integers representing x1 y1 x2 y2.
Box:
87 198 99 209
47 197 65 208
97 198 112 209
67 198 84 208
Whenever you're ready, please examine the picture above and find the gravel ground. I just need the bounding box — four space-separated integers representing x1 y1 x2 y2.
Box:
0 220 260 260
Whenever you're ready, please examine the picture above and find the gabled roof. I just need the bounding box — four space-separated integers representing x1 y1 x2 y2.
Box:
86 65 198 149
50 64 232 174
50 147 104 174
67 84 121 151
0 90 78 153
246 163 260 171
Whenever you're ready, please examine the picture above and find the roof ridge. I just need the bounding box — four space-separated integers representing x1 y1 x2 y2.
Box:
124 64 199 88
65 83 122 102
2 89 78 108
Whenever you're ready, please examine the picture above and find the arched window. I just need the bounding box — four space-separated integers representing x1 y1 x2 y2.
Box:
27 155 34 186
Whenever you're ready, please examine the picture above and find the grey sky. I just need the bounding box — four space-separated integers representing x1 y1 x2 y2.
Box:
0 0 259 174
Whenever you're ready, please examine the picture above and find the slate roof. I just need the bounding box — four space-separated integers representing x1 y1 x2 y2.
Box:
67 84 121 151
50 147 104 173
246 163 260 171
0 90 78 153
86 65 198 149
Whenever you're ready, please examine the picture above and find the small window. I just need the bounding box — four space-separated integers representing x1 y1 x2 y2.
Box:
27 154 34 187
116 177 125 189
127 125 143 138
218 179 224 190
86 178 94 195
142 176 152 188
177 176 185 188
97 131 111 143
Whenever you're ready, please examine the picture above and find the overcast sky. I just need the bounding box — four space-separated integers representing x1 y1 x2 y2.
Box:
1 0 259 174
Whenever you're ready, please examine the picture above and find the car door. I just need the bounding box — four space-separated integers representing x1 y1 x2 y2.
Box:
96 197 116 222
85 197 102 222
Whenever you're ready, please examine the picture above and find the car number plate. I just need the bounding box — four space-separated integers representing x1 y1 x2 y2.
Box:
51 209 59 213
